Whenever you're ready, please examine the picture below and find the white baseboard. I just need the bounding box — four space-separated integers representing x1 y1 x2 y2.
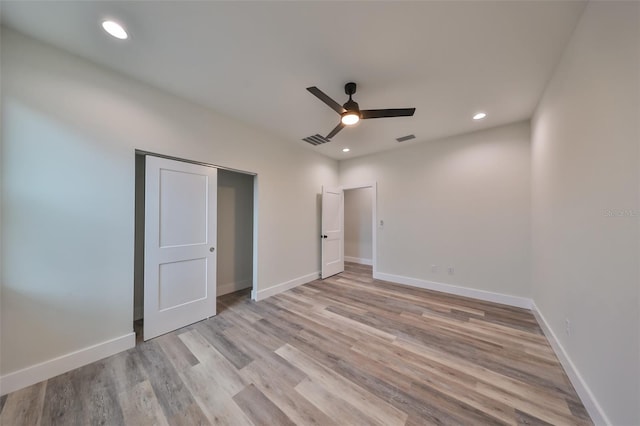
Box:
531 303 609 426
253 271 320 301
344 256 373 266
218 280 252 297
374 272 532 309
0 332 135 396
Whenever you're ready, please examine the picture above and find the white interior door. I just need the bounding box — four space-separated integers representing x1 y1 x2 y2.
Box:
144 156 217 340
321 186 344 279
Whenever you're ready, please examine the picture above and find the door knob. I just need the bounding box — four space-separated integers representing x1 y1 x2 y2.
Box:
321 235 328 239
209 247 215 252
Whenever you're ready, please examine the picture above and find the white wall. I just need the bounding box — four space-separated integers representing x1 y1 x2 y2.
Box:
344 188 373 264
0 29 337 377
340 122 531 300
217 169 254 296
531 2 639 424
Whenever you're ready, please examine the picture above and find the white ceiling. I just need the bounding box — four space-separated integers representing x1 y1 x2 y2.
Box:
1 1 586 160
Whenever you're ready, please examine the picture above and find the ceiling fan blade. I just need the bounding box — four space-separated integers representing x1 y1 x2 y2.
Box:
361 108 416 119
326 122 345 139
307 87 346 114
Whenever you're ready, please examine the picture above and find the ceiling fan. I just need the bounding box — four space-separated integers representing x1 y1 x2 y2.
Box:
306 82 416 140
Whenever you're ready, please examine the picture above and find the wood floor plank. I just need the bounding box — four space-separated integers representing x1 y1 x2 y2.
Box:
252 316 300 343
277 343 408 426
240 354 334 426
515 409 554 426
196 320 254 369
410 311 556 360
392 336 576 417
567 397 593 422
223 321 284 356
117 380 170 426
290 328 415 393
178 330 249 396
261 300 358 348
39 371 83 426
78 361 125 426
474 382 586 425
409 379 513 425
138 340 209 424
157 333 200 372
0 381 46 426
232 384 295 426
178 362 253 426
294 378 382 425
350 338 517 425
1 262 592 425
219 294 263 324
166 402 213 426
242 350 307 388
108 348 149 395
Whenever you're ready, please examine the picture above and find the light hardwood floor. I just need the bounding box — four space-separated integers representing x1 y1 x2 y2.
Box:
0 263 592 425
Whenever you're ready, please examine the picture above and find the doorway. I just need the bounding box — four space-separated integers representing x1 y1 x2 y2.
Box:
133 152 256 342
216 169 254 297
344 187 373 266
343 186 374 278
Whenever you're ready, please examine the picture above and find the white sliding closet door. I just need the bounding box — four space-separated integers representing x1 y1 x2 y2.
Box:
144 156 217 340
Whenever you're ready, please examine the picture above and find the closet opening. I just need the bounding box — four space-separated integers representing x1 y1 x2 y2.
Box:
133 152 256 342
344 186 374 279
215 169 255 313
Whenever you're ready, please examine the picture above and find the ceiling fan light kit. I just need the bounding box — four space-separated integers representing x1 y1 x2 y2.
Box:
341 111 360 125
305 82 416 141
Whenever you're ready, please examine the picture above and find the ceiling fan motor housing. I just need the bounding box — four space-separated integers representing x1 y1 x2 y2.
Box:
343 99 360 113
343 82 360 114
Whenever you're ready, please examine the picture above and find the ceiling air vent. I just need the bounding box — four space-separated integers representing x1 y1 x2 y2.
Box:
396 134 416 143
303 134 331 146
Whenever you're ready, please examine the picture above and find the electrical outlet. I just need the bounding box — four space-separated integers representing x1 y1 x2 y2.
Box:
565 318 571 336
448 267 454 275
431 265 439 273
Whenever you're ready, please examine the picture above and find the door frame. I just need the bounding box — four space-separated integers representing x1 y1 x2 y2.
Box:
134 150 260 322
341 182 378 276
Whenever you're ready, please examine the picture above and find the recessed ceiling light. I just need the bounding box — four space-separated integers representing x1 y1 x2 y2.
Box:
342 148 350 152
473 112 487 120
102 20 128 40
